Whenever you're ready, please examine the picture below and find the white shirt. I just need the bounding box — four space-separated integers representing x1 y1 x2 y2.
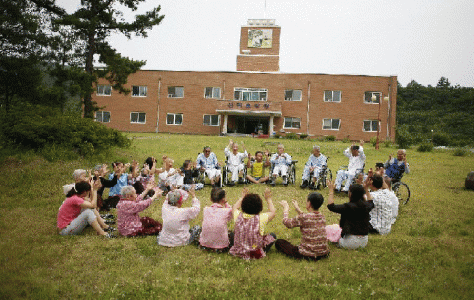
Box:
158 191 200 247
344 146 366 173
369 189 394 235
224 147 247 167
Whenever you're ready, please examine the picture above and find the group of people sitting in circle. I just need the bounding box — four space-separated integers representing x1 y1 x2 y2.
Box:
57 139 409 260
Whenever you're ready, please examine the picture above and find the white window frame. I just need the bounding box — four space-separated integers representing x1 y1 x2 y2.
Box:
284 89 302 101
168 86 184 98
283 117 301 129
364 91 381 104
97 85 111 96
130 112 146 124
166 113 183 125
95 111 110 123
363 120 379 132
203 114 220 126
234 87 268 101
322 118 341 130
324 90 341 102
132 85 147 97
204 87 221 99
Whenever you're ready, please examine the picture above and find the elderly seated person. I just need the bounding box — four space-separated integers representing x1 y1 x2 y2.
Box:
300 145 327 190
384 149 410 187
224 139 248 186
197 146 221 187
334 141 366 193
270 143 292 186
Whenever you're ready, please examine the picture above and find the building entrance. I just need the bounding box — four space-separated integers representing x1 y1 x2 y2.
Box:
230 116 269 135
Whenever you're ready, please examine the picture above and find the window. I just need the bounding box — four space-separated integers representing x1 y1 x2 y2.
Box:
95 111 110 123
204 87 221 99
363 120 379 132
167 113 183 125
203 114 219 126
322 118 340 130
97 85 111 96
168 86 184 98
130 112 146 124
324 90 341 102
234 87 268 101
284 117 301 129
132 86 147 97
364 91 381 103
284 89 302 101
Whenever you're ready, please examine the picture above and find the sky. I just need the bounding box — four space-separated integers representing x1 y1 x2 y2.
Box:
56 0 474 87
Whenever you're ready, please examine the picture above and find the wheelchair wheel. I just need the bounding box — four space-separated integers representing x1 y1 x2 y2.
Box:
197 171 206 185
393 182 410 205
289 166 296 184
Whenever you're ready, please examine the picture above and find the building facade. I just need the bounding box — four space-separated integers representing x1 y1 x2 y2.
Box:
93 19 397 141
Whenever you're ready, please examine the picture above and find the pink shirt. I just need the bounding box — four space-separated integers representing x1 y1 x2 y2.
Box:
199 203 232 249
116 196 153 236
57 195 85 229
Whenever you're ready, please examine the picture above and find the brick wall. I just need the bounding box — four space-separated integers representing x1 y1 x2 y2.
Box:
93 70 397 142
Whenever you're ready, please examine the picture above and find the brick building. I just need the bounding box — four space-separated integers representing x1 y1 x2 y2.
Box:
93 19 397 141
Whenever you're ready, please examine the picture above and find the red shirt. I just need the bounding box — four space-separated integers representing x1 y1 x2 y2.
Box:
57 195 85 229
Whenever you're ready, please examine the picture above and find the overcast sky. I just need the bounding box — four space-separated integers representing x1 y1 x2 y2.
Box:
57 0 474 87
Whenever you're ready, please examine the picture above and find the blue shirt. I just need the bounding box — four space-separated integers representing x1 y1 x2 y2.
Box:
108 173 129 197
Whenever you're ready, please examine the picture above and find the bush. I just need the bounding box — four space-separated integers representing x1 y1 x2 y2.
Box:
300 134 308 139
273 133 281 139
432 132 451 146
453 148 469 157
325 135 336 141
383 139 393 148
342 136 351 143
396 125 412 148
417 142 433 152
370 136 377 147
284 132 298 140
0 104 130 160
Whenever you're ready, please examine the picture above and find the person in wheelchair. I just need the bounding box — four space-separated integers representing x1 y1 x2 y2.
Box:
300 145 327 190
269 143 292 186
196 146 221 187
224 140 248 186
246 150 271 184
384 149 410 187
334 141 366 193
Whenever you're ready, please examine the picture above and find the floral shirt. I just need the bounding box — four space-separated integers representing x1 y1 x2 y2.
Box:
116 196 153 236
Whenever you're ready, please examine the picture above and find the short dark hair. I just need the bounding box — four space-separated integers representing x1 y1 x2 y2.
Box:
145 157 155 169
66 181 91 198
307 192 324 210
349 184 365 204
372 175 384 189
375 162 384 169
210 187 226 203
255 151 263 156
182 159 192 169
241 193 263 215
351 145 360 151
112 161 122 168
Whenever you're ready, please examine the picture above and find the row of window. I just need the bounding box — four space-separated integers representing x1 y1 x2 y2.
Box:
96 111 379 131
96 84 382 103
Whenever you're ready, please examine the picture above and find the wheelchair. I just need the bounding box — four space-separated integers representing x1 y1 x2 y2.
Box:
336 165 365 191
221 156 248 186
303 157 332 190
390 175 411 205
269 159 298 186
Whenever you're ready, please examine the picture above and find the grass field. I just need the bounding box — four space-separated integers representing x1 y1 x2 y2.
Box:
1 133 473 299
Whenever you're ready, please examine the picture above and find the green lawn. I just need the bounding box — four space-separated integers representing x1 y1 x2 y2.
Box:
1 133 473 299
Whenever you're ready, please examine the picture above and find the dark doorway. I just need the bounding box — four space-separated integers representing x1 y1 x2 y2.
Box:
232 116 269 134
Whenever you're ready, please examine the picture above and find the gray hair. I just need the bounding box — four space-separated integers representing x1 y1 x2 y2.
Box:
313 145 321 151
72 169 87 181
120 186 136 197
92 165 103 173
398 149 406 154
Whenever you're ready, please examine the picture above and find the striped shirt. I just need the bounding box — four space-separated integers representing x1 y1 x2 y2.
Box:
282 211 329 257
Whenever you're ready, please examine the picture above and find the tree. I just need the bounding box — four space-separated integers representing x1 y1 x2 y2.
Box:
54 0 165 118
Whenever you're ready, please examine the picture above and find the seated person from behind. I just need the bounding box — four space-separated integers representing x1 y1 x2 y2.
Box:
196 146 221 187
224 140 248 186
199 187 233 252
334 141 366 193
384 149 410 186
368 175 396 235
246 150 271 184
300 145 327 190
269 143 292 186
275 193 330 261
157 188 201 247
116 183 163 237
